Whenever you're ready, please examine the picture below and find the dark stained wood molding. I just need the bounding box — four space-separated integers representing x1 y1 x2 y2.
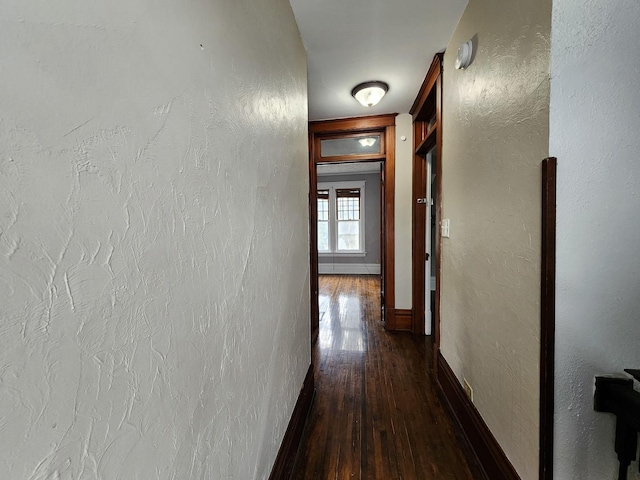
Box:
309 114 397 134
315 154 386 164
540 157 557 480
309 136 319 344
385 308 396 330
393 309 412 331
437 352 521 480
268 364 315 480
308 116 397 332
411 54 443 345
410 53 443 119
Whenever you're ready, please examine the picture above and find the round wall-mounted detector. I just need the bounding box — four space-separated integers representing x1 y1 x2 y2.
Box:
455 40 473 70
400 135 407 142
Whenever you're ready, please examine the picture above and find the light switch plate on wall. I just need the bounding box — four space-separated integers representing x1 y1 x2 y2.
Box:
441 219 450 238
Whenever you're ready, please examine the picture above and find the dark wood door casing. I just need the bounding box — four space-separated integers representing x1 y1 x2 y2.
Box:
308 114 397 337
380 162 386 323
308 133 319 343
540 157 557 480
411 54 443 352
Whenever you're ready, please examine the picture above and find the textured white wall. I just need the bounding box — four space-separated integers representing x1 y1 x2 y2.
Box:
0 1 310 479
394 114 413 309
551 1 640 478
440 0 550 477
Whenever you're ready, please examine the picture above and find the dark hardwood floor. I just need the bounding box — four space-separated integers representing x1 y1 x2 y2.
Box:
292 275 482 480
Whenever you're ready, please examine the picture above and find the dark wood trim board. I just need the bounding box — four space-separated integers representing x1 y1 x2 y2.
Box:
268 364 315 480
393 309 412 331
309 114 396 134
410 53 444 119
309 137 319 343
437 352 521 480
540 157 557 480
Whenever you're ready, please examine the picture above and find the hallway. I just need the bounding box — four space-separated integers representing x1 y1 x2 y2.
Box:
292 275 482 479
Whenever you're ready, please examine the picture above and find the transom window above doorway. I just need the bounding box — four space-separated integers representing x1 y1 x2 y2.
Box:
320 134 382 157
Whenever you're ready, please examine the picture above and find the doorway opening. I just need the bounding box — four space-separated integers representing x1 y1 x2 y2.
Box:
424 147 437 336
308 115 397 348
316 162 383 276
411 54 442 366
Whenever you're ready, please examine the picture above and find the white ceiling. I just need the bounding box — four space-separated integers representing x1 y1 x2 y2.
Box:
289 0 468 121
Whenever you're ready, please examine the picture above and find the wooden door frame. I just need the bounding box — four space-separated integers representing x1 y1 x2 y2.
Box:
540 157 557 480
410 54 443 348
309 114 397 342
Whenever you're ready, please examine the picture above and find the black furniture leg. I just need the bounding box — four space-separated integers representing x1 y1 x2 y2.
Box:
594 373 640 480
614 418 637 480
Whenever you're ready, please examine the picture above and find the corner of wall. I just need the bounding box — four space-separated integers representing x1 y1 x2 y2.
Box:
394 113 413 309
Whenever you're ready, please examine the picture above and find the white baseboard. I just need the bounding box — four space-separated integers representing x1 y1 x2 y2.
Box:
318 263 381 275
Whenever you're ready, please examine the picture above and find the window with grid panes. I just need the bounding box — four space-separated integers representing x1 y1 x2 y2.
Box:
317 181 365 254
317 189 330 252
336 188 360 250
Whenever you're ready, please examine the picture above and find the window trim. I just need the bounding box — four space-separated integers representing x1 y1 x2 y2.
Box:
317 180 366 255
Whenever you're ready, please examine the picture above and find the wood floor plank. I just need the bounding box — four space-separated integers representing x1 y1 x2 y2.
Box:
292 275 481 480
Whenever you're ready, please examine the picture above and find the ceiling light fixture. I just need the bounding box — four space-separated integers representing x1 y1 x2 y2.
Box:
351 81 389 107
358 138 377 147
358 137 376 147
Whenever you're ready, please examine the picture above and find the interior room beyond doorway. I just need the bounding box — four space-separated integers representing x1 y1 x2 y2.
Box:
317 161 382 276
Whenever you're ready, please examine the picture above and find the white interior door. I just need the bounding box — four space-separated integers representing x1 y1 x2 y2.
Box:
424 153 432 335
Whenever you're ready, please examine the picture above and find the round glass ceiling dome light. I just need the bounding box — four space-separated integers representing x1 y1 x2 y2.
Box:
351 81 389 107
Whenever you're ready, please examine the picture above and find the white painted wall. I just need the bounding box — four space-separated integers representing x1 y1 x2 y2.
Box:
551 1 640 478
394 113 413 309
0 1 310 479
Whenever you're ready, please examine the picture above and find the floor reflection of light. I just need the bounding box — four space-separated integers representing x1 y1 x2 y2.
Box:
319 294 330 317
340 330 365 352
318 294 333 350
338 294 361 328
317 286 366 353
319 327 334 351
